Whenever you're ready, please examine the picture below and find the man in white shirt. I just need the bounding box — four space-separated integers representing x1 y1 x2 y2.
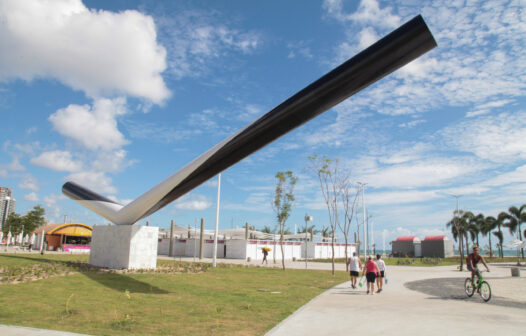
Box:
376 254 387 293
347 252 362 289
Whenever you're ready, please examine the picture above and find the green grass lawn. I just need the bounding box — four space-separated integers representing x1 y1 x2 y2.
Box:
0 254 348 335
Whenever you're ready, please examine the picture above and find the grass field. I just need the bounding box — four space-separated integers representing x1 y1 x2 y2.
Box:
0 254 348 335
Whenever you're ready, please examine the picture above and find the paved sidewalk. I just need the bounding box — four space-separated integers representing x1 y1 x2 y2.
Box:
266 263 526 336
0 325 90 336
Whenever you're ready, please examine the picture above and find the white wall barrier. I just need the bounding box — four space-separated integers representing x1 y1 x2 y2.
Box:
158 238 356 260
158 238 225 258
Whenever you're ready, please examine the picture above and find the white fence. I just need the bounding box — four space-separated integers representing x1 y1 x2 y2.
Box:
158 238 357 261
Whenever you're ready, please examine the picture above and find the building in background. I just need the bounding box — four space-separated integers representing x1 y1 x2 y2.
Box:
421 235 454 258
0 187 16 231
392 236 422 257
33 223 92 253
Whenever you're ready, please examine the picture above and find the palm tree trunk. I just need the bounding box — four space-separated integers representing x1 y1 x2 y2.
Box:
465 234 470 256
519 223 524 259
498 225 503 258
488 234 492 258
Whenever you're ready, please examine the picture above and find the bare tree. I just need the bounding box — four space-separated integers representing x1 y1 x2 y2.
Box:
338 177 360 272
307 155 339 275
272 171 297 271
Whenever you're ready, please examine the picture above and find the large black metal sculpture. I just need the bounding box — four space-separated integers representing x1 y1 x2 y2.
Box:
63 15 437 225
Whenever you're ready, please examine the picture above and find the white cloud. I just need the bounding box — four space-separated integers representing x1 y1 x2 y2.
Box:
18 175 39 191
66 171 116 194
367 189 440 205
0 0 170 103
49 98 129 151
441 111 526 163
323 0 401 28
173 194 211 211
43 193 67 219
359 157 481 189
24 192 39 202
31 150 82 172
156 9 260 79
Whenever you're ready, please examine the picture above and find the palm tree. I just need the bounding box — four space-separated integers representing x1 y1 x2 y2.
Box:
320 226 330 242
261 225 274 234
461 211 475 255
493 212 507 258
446 209 469 270
506 205 526 258
480 216 497 258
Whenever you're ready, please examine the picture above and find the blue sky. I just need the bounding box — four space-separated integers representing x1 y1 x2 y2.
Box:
1 0 525 247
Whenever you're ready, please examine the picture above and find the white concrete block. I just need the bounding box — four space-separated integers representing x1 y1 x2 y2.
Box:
89 225 158 269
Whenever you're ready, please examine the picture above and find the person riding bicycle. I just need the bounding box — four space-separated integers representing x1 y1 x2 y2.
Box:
466 245 489 290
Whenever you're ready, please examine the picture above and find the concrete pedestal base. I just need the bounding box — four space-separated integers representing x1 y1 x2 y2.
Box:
89 225 158 269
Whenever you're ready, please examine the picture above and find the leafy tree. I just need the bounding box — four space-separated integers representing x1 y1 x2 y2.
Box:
2 205 46 236
307 155 340 276
505 205 526 258
447 210 467 270
480 216 497 258
339 178 359 271
22 205 46 234
493 212 507 258
271 171 297 270
261 225 274 234
3 212 23 235
461 211 475 255
320 226 331 242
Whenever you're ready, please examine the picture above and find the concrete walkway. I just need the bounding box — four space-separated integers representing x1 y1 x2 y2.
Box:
0 325 90 336
266 262 526 336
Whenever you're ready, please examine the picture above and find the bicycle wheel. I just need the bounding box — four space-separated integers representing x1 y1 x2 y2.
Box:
479 281 491 302
464 278 475 297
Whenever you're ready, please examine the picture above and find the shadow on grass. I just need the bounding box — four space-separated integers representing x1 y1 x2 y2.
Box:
0 254 170 294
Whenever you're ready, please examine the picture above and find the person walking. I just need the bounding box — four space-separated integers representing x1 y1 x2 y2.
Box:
347 252 362 289
362 255 380 295
262 247 269 265
375 254 386 293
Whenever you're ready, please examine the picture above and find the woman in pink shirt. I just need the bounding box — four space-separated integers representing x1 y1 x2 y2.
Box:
362 256 381 295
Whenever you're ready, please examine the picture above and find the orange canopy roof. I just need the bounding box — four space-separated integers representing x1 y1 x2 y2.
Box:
33 223 92 237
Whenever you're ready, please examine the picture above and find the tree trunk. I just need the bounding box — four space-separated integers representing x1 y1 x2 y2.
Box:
488 234 493 258
280 226 285 271
519 223 524 259
344 233 349 272
465 235 470 256
331 229 335 276
459 234 464 271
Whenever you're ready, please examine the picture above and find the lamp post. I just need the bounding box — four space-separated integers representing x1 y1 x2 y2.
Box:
212 173 221 268
304 214 313 269
444 193 463 271
357 182 367 261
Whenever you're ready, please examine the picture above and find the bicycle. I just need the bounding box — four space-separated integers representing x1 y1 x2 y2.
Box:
464 271 491 302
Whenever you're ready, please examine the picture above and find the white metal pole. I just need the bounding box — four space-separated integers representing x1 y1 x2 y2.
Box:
212 173 221 267
359 182 367 260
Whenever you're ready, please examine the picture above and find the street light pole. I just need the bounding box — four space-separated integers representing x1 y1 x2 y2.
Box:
445 193 463 271
358 182 367 261
212 173 221 268
304 214 313 269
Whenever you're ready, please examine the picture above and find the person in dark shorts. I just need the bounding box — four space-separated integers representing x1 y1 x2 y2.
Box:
375 254 386 293
347 252 362 289
466 245 489 290
362 255 380 295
